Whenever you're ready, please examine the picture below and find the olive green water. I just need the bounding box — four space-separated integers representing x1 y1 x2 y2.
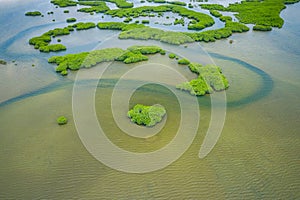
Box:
0 1 299 199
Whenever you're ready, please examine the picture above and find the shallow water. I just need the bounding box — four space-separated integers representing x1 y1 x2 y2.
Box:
0 0 299 199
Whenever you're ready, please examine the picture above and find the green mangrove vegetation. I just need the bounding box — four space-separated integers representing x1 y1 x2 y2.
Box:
225 21 250 33
25 11 42 16
72 22 96 30
39 44 67 53
168 53 177 59
210 10 222 18
177 63 229 96
178 58 190 65
57 116 68 125
66 18 77 23
98 18 249 44
77 1 110 13
78 0 133 8
127 104 166 127
253 25 272 31
105 0 133 8
29 29 67 52
77 1 105 6
28 0 294 54
48 46 165 75
174 18 185 26
50 0 77 7
185 28 230 42
164 0 177 3
127 45 165 55
200 0 293 29
153 0 166 3
119 27 194 45
97 22 194 45
50 0 132 8
97 22 146 31
29 22 97 52
284 0 300 3
185 21 249 42
141 20 150 24
168 1 186 6
123 17 132 23
219 16 232 22
77 6 109 13
0 59 7 65
105 5 214 30
49 48 122 74
115 51 149 63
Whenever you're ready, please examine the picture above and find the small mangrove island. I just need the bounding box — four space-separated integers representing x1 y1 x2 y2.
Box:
176 63 229 96
57 116 68 125
128 104 166 127
0 59 7 65
66 18 77 23
25 11 42 16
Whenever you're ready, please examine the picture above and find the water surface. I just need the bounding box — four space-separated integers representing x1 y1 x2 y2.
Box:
0 0 299 199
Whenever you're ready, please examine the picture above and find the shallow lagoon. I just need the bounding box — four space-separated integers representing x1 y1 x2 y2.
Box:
0 0 299 199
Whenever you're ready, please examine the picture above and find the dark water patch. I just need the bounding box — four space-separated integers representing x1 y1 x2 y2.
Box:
0 78 72 107
0 22 65 58
0 51 273 109
209 52 273 107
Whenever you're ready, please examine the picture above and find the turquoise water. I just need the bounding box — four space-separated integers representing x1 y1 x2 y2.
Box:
0 0 299 199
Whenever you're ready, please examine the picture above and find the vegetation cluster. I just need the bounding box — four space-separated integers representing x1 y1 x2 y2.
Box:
50 0 77 7
176 62 229 96
0 59 7 65
174 18 185 26
200 0 298 30
25 11 42 16
29 22 96 52
51 0 133 8
119 27 195 45
48 46 165 75
66 17 77 23
105 5 214 30
128 104 166 126
57 116 68 125
253 25 272 31
77 1 110 13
